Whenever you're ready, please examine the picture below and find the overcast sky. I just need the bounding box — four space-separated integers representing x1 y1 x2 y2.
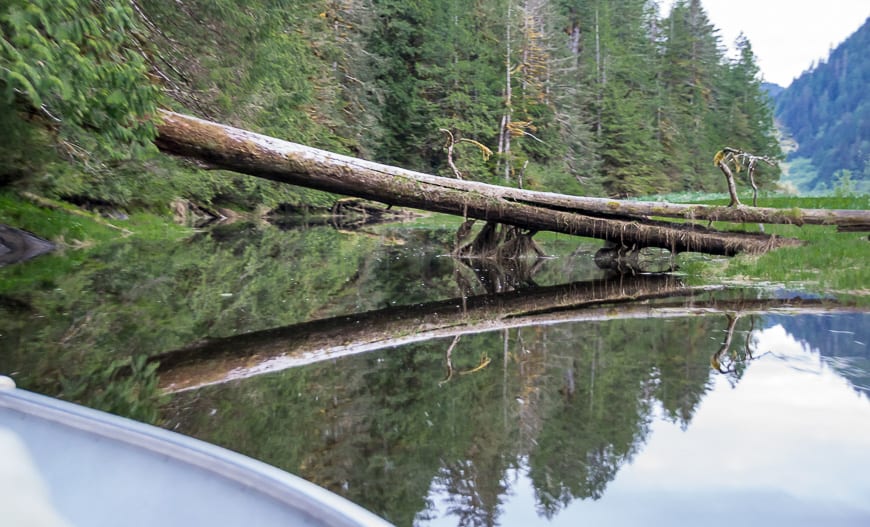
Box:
661 0 870 87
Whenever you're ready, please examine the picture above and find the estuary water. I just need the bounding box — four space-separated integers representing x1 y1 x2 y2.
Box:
1 218 868 526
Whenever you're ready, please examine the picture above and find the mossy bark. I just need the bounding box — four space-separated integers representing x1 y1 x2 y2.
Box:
154 110 815 255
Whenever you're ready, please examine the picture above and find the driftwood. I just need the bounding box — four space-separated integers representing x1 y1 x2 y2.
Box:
151 275 857 393
154 110 813 256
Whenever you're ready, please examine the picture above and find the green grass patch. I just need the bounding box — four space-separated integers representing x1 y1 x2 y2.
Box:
0 191 190 244
723 224 869 299
0 191 191 294
667 194 870 300
0 191 119 246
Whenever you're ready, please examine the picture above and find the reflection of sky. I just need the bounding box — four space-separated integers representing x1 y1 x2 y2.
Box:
422 323 870 526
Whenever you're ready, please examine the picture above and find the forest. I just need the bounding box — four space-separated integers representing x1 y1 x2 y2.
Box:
774 16 870 194
0 0 783 214
2 4 869 525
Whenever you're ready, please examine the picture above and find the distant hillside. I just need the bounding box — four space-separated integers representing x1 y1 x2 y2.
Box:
762 82 784 100
774 17 870 193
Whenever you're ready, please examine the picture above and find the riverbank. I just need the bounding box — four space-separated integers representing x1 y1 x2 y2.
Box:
1 190 868 301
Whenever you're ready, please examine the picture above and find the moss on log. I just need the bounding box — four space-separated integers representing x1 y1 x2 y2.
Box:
155 110 810 255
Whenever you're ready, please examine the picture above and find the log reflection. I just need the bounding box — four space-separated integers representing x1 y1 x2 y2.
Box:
155 274 689 392
154 276 853 394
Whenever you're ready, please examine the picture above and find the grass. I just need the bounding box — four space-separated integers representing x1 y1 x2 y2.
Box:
0 191 190 243
0 191 191 293
679 195 870 301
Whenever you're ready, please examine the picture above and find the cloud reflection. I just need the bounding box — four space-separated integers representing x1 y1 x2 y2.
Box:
428 321 870 526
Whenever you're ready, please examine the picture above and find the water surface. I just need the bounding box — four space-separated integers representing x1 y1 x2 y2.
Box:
1 218 868 526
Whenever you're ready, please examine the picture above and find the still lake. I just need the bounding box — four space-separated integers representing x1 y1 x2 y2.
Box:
1 217 869 526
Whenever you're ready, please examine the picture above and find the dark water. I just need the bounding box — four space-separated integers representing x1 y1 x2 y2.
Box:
1 218 869 526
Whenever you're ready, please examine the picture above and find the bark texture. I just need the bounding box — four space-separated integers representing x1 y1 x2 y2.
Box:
154 110 820 255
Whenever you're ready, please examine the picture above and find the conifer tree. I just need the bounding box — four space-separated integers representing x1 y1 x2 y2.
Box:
659 0 724 190
715 35 781 186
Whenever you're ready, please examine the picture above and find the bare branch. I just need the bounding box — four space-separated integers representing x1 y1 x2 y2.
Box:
714 147 777 207
440 128 463 180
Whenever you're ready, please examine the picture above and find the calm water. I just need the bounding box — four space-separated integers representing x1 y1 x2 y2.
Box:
1 218 869 526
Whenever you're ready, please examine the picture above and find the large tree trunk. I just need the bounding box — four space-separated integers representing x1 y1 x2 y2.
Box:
154 110 812 255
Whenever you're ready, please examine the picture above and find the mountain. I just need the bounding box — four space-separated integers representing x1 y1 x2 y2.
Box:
762 82 785 100
774 17 870 193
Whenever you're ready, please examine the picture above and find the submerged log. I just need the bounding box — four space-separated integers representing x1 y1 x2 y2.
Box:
154 110 807 256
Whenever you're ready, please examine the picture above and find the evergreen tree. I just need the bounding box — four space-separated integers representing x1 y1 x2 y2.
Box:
595 0 669 196
545 0 602 192
0 0 161 161
367 0 507 179
659 0 724 190
715 34 781 186
775 16 870 191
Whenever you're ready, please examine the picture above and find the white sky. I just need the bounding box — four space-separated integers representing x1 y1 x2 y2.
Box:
661 0 870 87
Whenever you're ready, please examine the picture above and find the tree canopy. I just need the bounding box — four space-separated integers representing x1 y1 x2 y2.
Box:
774 16 870 193
1 0 782 210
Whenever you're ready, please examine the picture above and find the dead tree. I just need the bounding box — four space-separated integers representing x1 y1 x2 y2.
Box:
154 110 805 256
714 147 776 207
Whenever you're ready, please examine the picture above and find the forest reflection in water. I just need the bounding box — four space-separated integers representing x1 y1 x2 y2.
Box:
1 219 869 526
162 295 870 526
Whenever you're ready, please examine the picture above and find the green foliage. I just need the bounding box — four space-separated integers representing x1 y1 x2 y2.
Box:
774 16 870 191
2 0 787 219
0 190 127 246
60 356 165 424
0 0 161 158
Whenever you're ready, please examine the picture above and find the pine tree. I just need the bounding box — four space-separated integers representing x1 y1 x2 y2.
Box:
585 0 668 196
715 34 781 187
659 0 724 190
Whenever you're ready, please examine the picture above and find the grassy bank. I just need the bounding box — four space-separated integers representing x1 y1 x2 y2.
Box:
677 195 869 300
0 191 191 293
3 190 867 301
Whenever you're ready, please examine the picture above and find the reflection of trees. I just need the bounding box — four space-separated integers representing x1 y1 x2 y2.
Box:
0 222 385 414
162 295 860 525
529 319 659 515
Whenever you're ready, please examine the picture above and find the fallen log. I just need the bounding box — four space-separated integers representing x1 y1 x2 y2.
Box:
155 110 805 255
